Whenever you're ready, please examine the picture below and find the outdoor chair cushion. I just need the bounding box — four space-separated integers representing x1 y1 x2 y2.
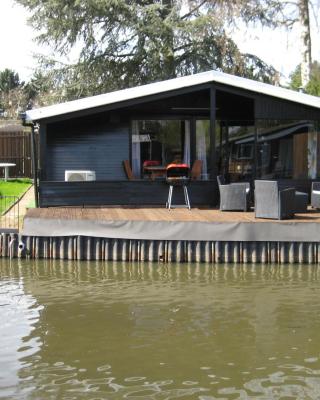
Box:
254 180 295 220
311 182 320 209
143 160 160 167
295 191 308 213
217 175 250 211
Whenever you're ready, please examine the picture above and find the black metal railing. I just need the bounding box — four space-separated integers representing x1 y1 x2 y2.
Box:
0 196 20 230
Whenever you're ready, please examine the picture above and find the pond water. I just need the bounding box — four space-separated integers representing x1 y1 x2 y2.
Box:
1 260 320 399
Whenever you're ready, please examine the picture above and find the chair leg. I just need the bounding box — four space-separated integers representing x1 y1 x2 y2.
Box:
184 185 191 210
168 185 173 210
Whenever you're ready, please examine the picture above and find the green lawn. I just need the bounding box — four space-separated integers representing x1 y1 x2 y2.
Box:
0 178 32 214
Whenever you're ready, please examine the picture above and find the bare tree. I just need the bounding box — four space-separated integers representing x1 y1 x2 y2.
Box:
202 0 318 87
299 0 312 87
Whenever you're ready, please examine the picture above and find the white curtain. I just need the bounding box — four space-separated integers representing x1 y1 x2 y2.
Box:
196 121 208 180
183 121 191 166
131 120 141 178
308 130 318 179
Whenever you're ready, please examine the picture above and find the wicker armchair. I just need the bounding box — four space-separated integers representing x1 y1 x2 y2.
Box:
254 180 295 219
217 175 251 211
311 182 320 209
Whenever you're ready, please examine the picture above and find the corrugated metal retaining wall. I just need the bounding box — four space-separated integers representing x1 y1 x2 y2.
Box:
2 233 320 263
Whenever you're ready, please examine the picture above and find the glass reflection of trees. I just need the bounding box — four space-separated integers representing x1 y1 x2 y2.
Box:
217 119 320 181
256 120 316 180
137 120 184 175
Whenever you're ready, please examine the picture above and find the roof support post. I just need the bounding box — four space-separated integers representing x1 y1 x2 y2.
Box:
253 123 258 180
39 123 47 182
210 86 217 179
31 124 39 208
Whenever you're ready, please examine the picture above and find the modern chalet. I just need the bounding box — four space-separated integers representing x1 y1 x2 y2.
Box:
26 70 320 208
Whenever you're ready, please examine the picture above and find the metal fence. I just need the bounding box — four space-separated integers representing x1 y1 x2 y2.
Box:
0 196 20 231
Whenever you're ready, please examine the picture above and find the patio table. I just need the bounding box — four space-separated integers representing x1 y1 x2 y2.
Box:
0 163 16 181
143 165 167 180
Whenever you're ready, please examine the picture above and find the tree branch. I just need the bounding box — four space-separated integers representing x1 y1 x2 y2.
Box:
181 0 208 19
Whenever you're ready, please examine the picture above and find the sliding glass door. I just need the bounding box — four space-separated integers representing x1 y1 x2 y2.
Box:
132 119 213 180
132 120 190 178
216 121 255 182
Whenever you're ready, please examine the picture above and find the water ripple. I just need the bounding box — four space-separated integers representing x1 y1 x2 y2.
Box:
1 260 320 399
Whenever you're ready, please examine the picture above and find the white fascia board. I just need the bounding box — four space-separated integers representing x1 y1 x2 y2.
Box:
25 71 214 122
214 72 320 109
25 70 320 122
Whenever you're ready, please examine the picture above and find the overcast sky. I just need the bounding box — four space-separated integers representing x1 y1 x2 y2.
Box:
0 0 37 81
0 0 319 83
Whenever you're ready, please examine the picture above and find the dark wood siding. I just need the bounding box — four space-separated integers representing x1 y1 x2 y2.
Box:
39 180 217 207
255 95 320 120
46 121 129 181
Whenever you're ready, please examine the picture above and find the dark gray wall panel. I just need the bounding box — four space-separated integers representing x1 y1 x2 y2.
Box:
46 122 129 181
255 95 320 120
39 180 217 207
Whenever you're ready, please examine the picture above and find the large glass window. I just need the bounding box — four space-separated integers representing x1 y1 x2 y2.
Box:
216 119 320 181
216 120 255 182
256 120 320 180
132 120 189 179
132 119 211 180
228 124 255 181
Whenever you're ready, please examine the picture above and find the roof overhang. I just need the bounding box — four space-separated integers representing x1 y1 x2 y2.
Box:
26 70 320 123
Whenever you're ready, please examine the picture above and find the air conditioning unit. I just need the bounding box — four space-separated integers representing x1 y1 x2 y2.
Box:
65 170 96 182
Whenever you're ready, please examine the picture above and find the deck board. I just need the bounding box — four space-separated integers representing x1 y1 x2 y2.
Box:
25 207 320 223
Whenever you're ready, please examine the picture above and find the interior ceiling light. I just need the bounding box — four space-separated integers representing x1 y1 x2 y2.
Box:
171 107 218 110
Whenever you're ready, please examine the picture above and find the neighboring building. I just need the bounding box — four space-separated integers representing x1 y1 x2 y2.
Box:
26 70 320 207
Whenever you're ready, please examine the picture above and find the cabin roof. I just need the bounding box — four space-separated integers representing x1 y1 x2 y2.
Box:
26 69 320 122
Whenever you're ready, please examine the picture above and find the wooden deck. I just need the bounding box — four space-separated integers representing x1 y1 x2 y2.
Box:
25 206 320 223
14 207 320 263
22 205 320 243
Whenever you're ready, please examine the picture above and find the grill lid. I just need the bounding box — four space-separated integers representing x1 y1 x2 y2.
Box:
166 164 190 182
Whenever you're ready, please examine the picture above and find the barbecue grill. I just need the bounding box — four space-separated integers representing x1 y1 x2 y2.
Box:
166 163 191 210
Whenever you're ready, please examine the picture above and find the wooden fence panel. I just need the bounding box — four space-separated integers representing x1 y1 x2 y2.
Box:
0 131 32 178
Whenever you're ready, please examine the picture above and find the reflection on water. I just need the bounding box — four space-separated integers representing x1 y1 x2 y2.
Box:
0 267 42 399
1 260 320 399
